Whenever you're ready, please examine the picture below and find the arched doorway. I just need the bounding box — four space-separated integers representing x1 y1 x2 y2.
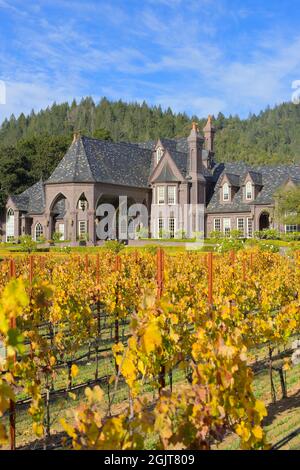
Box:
259 211 270 231
95 195 136 240
50 194 68 241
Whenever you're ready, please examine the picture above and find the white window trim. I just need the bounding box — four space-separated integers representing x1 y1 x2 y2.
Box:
34 223 44 241
285 224 298 233
168 217 176 238
214 218 221 232
157 218 165 239
223 183 230 202
157 186 165 205
58 223 65 241
237 218 245 236
78 220 88 236
6 208 15 242
167 186 176 205
246 182 253 201
247 218 253 238
223 218 231 236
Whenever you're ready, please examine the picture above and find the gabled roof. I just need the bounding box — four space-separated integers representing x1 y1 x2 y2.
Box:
9 180 45 215
153 162 180 182
47 136 152 188
247 171 263 185
222 173 240 187
206 162 300 213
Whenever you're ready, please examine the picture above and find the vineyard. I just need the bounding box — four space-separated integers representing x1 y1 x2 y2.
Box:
0 248 300 450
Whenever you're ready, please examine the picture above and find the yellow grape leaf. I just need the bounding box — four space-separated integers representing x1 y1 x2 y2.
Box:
85 386 104 405
141 320 162 355
254 400 267 419
61 418 77 439
33 422 44 437
236 421 251 442
68 392 76 401
71 364 79 378
252 425 263 440
50 356 56 366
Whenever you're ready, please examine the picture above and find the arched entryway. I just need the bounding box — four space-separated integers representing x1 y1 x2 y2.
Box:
95 195 136 240
50 194 69 241
259 211 270 231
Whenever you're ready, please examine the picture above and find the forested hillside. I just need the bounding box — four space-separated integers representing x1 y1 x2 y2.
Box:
0 97 299 208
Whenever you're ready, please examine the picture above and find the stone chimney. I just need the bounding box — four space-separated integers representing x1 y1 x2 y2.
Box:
203 115 215 152
187 121 204 178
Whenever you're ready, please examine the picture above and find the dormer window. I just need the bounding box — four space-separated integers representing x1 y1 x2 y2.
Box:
246 182 253 201
223 183 230 201
156 147 164 165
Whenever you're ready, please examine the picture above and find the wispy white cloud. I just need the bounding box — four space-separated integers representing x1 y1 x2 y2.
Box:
0 0 299 122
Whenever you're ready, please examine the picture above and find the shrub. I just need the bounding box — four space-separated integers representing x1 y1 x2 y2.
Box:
136 227 149 239
78 232 89 242
175 229 188 240
142 245 159 255
254 229 280 240
18 235 38 253
104 240 125 253
52 231 63 243
230 229 244 240
281 232 300 242
214 237 244 253
259 243 280 253
209 230 224 242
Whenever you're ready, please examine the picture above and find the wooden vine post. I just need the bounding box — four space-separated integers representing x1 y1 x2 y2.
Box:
250 252 254 270
114 255 121 373
9 259 16 451
95 253 101 380
85 254 89 274
207 252 213 308
29 255 34 284
157 248 165 394
242 256 247 282
96 253 101 334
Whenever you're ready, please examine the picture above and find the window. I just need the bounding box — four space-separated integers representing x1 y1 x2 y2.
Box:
156 147 164 164
247 218 253 238
167 186 176 205
78 194 88 211
169 218 175 239
35 223 43 241
237 218 245 237
223 183 230 201
246 182 253 201
157 186 165 205
6 208 15 242
214 218 221 232
223 218 231 237
58 223 65 241
79 199 88 211
78 220 87 238
285 225 298 233
158 218 164 238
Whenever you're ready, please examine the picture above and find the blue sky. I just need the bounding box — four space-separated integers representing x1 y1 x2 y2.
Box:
0 0 300 123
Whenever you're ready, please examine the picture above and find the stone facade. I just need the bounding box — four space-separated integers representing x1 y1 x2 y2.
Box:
2 118 300 243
